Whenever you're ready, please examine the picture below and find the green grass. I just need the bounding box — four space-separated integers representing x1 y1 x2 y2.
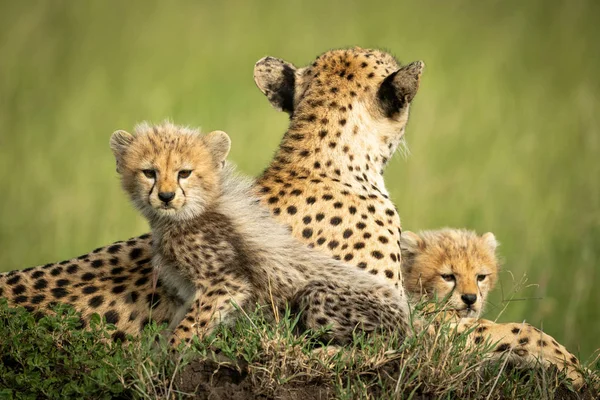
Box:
2 300 598 399
0 0 598 363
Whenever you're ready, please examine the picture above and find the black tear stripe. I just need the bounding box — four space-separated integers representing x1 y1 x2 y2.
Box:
148 182 156 200
377 70 405 118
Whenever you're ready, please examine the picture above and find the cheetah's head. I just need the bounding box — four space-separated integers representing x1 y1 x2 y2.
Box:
400 229 499 318
253 47 424 167
110 121 231 222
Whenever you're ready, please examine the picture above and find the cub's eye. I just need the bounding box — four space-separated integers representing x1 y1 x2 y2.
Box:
441 274 455 282
142 169 156 179
477 274 488 282
178 170 192 179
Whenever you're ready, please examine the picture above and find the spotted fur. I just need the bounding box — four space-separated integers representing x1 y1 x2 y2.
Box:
400 229 499 318
111 122 408 346
0 47 583 386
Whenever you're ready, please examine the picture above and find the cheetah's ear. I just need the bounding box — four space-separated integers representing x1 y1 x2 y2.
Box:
203 130 231 166
400 231 426 254
481 232 498 252
110 130 134 170
254 56 297 115
377 60 425 118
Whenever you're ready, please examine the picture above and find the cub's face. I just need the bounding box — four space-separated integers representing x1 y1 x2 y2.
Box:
110 122 231 222
400 229 499 318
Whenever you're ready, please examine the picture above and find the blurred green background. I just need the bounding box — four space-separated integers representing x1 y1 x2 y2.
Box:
0 0 598 360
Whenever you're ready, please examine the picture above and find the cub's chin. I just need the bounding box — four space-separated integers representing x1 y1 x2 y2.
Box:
457 308 480 318
148 205 180 220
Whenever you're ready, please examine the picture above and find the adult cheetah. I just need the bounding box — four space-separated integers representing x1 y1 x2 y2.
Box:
0 47 582 385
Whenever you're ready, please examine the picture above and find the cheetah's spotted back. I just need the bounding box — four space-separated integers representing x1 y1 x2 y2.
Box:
255 48 424 290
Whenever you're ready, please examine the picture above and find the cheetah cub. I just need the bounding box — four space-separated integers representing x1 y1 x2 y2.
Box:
400 229 499 319
110 121 409 346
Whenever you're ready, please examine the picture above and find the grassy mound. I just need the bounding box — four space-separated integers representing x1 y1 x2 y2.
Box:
1 300 597 399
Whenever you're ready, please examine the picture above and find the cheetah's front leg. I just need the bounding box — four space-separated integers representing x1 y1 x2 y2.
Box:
169 285 252 347
457 318 584 387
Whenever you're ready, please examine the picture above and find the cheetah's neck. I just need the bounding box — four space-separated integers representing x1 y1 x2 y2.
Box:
262 101 409 194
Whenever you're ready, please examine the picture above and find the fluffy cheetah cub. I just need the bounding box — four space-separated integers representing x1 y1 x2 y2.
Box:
400 229 499 318
110 121 409 346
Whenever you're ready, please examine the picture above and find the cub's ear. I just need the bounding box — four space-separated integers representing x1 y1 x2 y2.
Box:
203 130 231 166
253 56 297 115
400 231 426 254
481 232 498 252
110 130 134 170
377 60 424 118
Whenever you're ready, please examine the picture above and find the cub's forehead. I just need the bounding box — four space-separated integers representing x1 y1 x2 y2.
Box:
124 131 208 165
131 132 201 153
425 232 496 261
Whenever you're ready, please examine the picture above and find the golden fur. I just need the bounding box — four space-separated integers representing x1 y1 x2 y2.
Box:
111 122 408 346
400 229 499 318
0 47 583 385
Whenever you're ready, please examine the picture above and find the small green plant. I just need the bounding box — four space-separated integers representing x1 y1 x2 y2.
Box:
1 299 598 399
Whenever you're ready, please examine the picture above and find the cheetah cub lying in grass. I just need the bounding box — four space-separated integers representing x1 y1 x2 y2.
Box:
401 229 587 386
400 229 499 319
110 121 409 346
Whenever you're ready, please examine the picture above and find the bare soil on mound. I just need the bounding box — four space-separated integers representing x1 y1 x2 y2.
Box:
175 356 333 400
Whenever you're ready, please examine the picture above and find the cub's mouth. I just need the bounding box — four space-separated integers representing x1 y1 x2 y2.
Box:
457 307 479 318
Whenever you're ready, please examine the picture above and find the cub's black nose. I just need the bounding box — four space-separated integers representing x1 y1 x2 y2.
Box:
158 192 175 203
461 294 477 305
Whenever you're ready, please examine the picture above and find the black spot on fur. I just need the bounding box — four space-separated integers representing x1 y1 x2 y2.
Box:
330 217 342 226
51 287 68 299
88 295 104 308
81 273 95 281
34 279 48 290
31 294 45 304
287 206 297 215
83 286 98 294
135 277 149 286
112 330 127 342
302 228 313 238
570 356 578 364
112 285 126 294
496 343 510 352
129 248 143 260
108 244 122 254
32 271 44 279
104 310 120 325
66 264 79 274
